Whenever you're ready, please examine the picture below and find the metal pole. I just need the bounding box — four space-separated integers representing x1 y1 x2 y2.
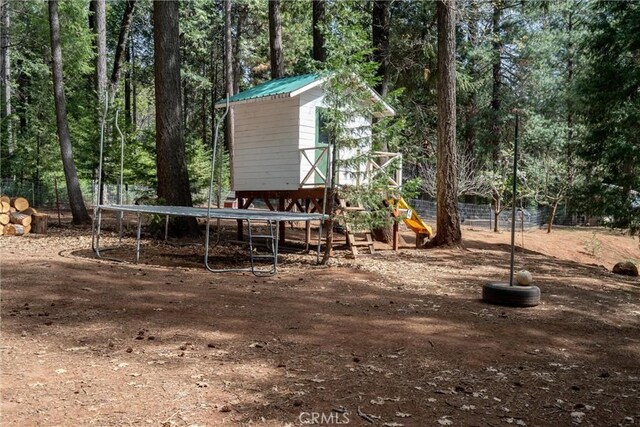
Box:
115 109 125 244
205 96 229 271
92 94 109 249
509 115 519 287
96 95 108 208
317 142 331 263
135 211 142 263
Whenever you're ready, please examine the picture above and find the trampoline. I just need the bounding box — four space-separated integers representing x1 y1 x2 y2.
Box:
91 98 328 276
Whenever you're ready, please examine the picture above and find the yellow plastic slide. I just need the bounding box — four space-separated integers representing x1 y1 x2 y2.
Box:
392 197 433 238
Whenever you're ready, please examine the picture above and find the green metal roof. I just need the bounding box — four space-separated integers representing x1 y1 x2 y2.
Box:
216 74 321 105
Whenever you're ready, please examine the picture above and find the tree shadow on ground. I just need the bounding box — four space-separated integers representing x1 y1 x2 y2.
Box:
2 237 639 426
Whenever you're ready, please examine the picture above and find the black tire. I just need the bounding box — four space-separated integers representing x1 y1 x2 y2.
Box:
482 282 541 307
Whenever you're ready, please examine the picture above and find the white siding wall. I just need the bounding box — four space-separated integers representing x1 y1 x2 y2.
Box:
232 96 300 191
233 87 374 191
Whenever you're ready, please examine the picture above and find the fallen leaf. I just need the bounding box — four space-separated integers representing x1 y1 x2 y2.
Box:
437 416 453 425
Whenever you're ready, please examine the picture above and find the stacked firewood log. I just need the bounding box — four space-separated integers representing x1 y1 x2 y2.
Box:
0 196 48 236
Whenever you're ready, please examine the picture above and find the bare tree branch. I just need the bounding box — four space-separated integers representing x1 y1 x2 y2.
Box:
419 152 492 199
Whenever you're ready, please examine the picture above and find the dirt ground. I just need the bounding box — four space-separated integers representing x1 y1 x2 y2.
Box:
1 214 639 426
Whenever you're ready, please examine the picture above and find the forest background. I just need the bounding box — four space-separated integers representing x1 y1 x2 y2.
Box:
0 0 638 235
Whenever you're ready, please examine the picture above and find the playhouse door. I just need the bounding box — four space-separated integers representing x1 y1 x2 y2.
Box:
315 108 330 185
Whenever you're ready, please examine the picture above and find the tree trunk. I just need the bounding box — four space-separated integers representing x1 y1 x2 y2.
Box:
492 193 502 232
312 0 326 62
90 0 107 102
48 0 92 225
210 33 219 151
1 0 12 155
32 212 49 234
565 10 575 208
233 6 246 94
153 0 199 236
131 30 137 130
124 40 132 127
547 200 559 233
16 60 28 136
463 0 478 159
90 0 107 206
109 0 136 102
183 77 189 131
224 0 235 187
490 0 502 161
372 0 390 97
201 62 207 145
370 0 392 242
269 0 284 79
321 139 339 264
431 0 461 247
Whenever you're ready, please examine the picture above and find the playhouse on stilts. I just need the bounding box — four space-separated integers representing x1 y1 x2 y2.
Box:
217 73 432 252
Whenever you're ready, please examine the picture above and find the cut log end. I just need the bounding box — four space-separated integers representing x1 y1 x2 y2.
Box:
11 197 30 212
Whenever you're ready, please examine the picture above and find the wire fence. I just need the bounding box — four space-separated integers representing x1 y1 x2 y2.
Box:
409 199 548 230
408 199 590 230
0 178 594 228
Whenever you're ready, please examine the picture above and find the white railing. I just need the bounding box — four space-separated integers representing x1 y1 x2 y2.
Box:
365 151 402 188
300 145 330 187
299 148 402 189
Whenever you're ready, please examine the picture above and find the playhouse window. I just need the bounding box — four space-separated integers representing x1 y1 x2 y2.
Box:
316 108 330 146
315 108 330 185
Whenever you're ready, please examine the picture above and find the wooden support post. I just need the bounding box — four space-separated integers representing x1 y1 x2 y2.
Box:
278 197 285 245
237 196 244 241
305 199 311 247
391 208 400 251
393 221 399 251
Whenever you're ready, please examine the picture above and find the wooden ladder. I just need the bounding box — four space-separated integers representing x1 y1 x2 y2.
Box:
337 199 375 256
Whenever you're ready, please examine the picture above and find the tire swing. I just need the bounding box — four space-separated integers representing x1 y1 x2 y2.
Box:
482 116 541 308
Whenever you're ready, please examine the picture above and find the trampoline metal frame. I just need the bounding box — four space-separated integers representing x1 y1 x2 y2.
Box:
91 96 328 276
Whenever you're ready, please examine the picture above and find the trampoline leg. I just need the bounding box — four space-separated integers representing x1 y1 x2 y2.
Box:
94 207 103 257
164 215 169 241
118 211 124 246
135 211 142 263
